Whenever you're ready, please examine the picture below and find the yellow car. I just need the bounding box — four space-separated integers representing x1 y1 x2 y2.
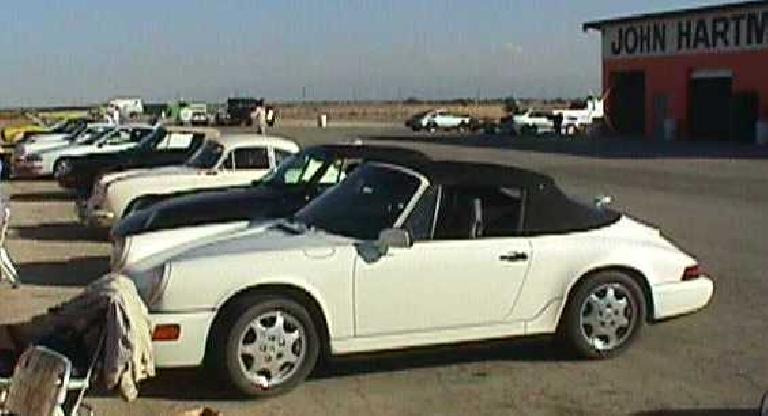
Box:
1 117 90 145
0 123 49 144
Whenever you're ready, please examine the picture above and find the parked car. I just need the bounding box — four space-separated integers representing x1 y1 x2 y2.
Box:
405 109 474 132
1 117 91 145
80 135 300 228
13 122 115 162
552 97 605 136
120 158 713 397
189 111 210 126
12 125 152 178
510 109 555 135
108 97 144 119
110 144 429 267
55 126 213 196
213 98 276 127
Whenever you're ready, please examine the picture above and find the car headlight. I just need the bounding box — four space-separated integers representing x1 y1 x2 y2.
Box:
128 263 170 306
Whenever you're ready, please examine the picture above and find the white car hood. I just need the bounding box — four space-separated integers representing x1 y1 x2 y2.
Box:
126 222 353 273
104 165 197 187
175 226 353 262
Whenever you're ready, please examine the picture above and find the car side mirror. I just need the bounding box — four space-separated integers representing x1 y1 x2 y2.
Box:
356 228 413 264
377 228 412 250
97 143 105 148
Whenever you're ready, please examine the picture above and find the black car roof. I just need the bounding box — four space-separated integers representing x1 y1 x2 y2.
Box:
310 144 553 189
308 144 431 166
419 161 554 189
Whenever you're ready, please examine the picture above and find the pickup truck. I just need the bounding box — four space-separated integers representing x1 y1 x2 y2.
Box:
55 126 214 197
405 109 474 132
552 97 604 135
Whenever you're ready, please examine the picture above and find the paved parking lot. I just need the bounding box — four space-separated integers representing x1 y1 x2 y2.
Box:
1 127 767 415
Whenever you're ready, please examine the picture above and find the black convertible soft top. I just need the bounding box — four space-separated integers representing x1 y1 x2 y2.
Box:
306 143 431 166
400 160 621 236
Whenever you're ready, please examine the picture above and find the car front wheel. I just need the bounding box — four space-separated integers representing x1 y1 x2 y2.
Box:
210 296 320 397
559 271 646 359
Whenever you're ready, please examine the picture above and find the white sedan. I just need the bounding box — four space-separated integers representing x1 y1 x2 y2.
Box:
122 159 713 397
82 135 299 227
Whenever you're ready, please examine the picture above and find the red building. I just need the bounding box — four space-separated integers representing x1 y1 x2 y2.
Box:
584 1 768 142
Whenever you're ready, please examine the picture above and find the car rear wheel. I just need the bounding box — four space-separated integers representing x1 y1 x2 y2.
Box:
559 271 645 359
210 296 320 397
427 122 438 133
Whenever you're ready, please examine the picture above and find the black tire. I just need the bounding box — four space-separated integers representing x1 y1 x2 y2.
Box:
427 122 438 133
558 271 646 359
457 122 468 133
208 295 320 397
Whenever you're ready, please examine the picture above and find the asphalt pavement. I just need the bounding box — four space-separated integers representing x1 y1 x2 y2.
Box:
1 126 766 415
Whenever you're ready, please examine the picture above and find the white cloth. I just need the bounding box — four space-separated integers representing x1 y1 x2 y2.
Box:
47 274 155 401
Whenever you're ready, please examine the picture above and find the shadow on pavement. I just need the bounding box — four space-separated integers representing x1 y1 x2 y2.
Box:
17 255 109 287
10 191 74 203
136 336 567 401
13 222 109 242
633 410 757 415
362 134 768 160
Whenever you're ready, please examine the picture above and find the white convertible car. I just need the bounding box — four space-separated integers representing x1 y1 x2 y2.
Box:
82 135 299 227
121 158 713 397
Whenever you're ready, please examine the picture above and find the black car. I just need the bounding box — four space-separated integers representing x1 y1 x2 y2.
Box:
214 98 277 127
111 144 428 238
55 126 209 197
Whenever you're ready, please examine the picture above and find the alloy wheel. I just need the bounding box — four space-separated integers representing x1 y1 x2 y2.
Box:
237 310 306 388
579 283 635 351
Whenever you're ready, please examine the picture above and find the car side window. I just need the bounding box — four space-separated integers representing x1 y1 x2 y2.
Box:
433 186 523 240
233 147 270 170
402 185 438 241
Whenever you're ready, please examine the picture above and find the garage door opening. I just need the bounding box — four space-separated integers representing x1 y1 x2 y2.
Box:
610 71 646 136
689 72 732 140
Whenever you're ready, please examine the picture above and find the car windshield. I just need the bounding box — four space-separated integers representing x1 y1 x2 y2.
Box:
294 163 422 240
74 126 113 144
261 152 344 187
186 140 224 169
134 127 165 151
52 120 84 134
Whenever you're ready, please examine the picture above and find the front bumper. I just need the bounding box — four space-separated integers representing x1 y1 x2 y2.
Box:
75 199 115 228
651 276 714 320
150 310 216 368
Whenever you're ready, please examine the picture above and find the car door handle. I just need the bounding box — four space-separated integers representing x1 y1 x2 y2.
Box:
499 252 529 262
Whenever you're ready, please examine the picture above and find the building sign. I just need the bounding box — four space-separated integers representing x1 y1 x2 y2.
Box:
603 6 768 59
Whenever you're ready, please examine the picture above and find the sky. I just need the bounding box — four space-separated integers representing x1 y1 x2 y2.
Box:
0 0 732 106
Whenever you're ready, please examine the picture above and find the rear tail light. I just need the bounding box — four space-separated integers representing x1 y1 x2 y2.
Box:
682 265 702 281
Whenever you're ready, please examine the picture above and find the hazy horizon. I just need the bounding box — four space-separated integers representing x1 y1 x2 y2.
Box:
0 0 730 107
